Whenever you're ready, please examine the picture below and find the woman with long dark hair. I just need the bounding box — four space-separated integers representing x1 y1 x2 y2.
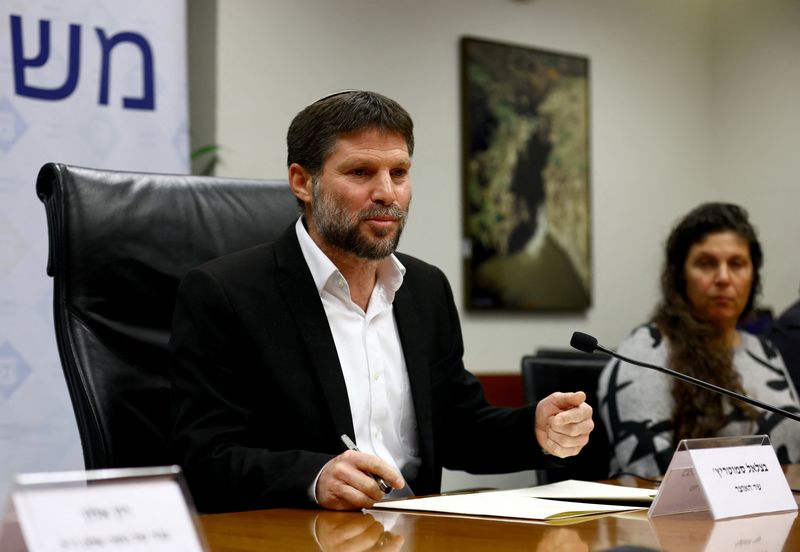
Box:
598 203 799 477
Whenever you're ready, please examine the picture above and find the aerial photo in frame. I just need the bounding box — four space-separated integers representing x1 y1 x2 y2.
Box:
461 36 592 311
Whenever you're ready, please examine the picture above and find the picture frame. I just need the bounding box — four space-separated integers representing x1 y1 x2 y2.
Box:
461 36 592 311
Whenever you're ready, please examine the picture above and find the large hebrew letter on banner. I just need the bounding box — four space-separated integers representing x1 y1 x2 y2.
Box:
10 15 81 101
96 29 155 110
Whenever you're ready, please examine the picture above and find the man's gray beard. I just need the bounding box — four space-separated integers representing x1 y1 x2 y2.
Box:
311 179 408 260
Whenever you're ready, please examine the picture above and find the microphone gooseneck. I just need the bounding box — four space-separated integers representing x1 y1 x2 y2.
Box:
570 331 800 424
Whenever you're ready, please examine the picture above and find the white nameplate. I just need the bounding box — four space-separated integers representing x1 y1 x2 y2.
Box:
649 435 797 520
6 467 207 552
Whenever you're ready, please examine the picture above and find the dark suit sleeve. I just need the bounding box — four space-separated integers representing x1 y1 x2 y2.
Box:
418 265 547 473
169 267 331 512
771 301 800 391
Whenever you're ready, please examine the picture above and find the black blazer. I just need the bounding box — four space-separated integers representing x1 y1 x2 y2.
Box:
772 300 800 391
170 225 543 512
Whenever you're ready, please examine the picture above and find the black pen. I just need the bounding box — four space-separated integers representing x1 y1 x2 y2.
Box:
340 434 393 494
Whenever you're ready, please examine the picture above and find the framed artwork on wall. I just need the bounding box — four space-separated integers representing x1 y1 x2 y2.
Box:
461 36 592 311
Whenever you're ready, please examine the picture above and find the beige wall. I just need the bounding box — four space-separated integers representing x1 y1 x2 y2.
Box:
709 0 800 314
194 0 800 375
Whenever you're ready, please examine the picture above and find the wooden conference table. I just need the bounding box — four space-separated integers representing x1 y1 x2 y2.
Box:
200 466 800 551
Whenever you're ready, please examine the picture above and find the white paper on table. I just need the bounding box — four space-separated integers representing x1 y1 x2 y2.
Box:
371 482 649 521
521 479 657 502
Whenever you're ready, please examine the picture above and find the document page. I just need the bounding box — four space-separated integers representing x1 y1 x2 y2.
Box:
372 481 652 521
523 479 657 503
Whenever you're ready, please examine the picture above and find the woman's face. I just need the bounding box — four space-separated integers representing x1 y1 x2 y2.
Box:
683 231 753 330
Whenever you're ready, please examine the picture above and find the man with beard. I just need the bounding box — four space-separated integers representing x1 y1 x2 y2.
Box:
169 91 594 513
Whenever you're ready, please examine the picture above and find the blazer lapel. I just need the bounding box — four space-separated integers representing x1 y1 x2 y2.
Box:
273 228 355 443
393 283 436 485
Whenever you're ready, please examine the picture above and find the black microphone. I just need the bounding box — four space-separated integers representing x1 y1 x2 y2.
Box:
570 331 800 423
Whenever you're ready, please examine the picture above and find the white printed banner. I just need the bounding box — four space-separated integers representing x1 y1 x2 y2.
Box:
0 0 189 507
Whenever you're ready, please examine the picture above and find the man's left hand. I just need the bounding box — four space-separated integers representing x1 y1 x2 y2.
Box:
534 391 593 458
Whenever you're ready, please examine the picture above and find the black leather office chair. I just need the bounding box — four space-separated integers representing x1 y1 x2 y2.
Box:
522 351 611 483
36 163 298 470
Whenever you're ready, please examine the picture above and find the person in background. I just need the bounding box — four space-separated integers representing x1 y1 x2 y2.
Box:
598 203 800 477
771 291 800 391
170 90 594 513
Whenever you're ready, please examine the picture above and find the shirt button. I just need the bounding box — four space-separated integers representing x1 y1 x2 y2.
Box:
338 277 345 288
373 372 381 381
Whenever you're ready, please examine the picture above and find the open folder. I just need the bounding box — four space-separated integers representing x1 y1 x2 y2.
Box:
370 480 657 522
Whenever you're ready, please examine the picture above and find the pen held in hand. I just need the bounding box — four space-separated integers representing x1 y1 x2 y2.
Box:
339 434 393 494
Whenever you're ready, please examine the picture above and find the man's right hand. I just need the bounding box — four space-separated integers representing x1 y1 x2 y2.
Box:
316 450 405 510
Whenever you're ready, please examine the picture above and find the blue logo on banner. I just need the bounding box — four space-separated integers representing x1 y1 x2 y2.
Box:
9 14 155 110
0 340 32 400
0 96 28 153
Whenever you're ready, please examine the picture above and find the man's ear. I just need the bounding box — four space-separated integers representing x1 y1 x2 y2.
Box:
288 163 313 205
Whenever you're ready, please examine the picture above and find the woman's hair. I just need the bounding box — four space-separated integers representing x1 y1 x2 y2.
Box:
652 202 763 441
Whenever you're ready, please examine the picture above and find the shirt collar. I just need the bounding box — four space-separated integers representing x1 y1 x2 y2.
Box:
294 217 405 297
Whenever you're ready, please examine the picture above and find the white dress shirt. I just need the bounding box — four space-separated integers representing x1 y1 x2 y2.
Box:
295 219 421 495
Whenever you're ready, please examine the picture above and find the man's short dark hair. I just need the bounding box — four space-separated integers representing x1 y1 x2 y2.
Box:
286 90 414 177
